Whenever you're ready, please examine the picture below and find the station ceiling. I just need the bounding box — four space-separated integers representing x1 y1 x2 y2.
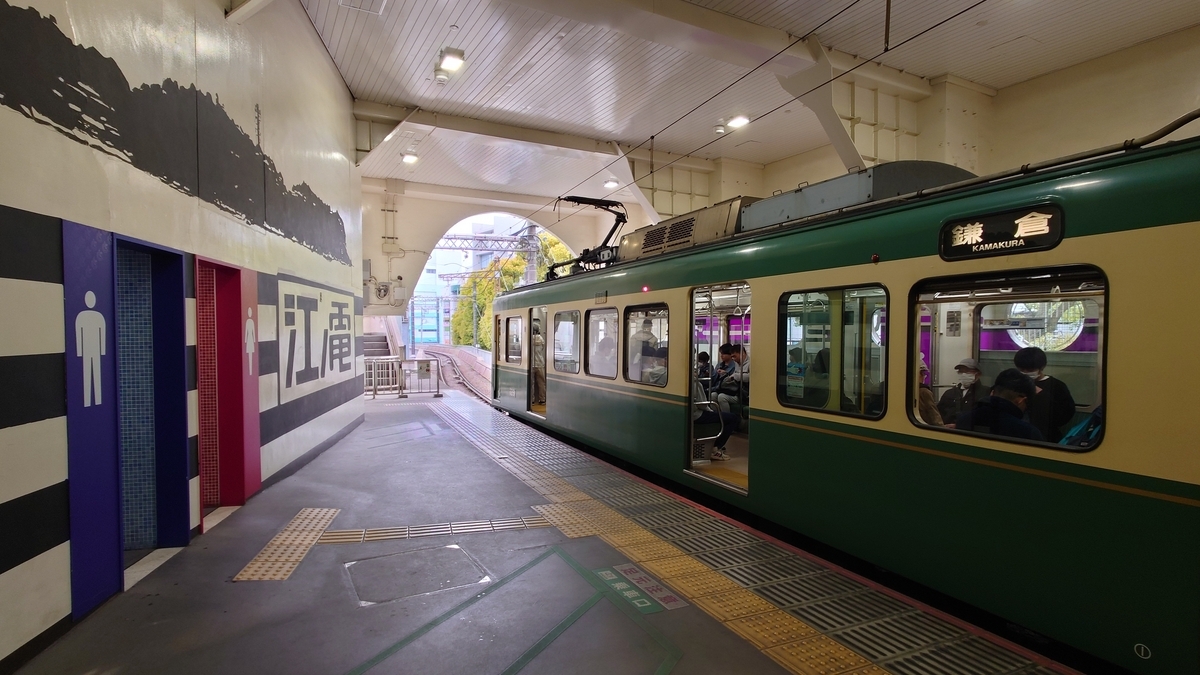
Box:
301 0 1200 196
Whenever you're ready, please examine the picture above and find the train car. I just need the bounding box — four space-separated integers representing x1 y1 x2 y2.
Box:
490 115 1200 674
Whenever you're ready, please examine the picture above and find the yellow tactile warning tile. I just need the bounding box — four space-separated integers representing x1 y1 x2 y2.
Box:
318 529 366 544
522 515 552 528
545 490 593 503
234 508 340 581
725 611 819 650
616 541 686 562
531 503 589 524
599 529 659 548
363 527 408 541
661 569 742 598
640 555 713 580
690 588 779 621
763 636 874 675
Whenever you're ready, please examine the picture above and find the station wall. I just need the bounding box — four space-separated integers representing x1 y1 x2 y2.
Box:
761 24 1200 193
0 0 363 669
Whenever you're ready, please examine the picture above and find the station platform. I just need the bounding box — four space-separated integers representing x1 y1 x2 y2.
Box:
18 393 1074 675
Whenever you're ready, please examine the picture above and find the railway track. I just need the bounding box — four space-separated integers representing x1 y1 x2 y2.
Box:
422 347 491 402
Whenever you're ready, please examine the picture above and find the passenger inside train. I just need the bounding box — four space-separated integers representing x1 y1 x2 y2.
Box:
953 369 1044 441
690 283 751 488
1014 346 1076 442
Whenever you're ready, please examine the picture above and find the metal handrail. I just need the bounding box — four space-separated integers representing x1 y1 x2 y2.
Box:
365 356 442 399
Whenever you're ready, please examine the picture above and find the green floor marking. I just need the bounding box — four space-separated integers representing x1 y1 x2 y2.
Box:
594 568 664 614
345 546 682 675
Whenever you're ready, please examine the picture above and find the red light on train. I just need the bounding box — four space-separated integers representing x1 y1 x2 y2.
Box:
642 285 650 292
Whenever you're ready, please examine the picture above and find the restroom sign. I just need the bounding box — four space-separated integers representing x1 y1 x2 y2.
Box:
277 278 357 404
940 205 1064 261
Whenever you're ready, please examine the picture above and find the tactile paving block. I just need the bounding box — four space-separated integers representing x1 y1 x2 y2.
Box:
546 490 593 503
257 545 317 562
363 527 408 542
268 531 323 547
408 523 452 538
531 503 589 524
662 570 742 598
599 530 660 548
692 588 778 621
724 611 819 649
490 518 527 531
764 635 873 675
522 516 552 528
640 555 714 580
234 560 300 581
617 541 686 562
451 520 494 534
318 530 365 544
554 521 602 538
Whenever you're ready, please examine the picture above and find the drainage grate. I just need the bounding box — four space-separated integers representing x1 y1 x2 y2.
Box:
881 636 1031 675
651 519 738 540
672 530 762 553
632 510 712 528
753 573 866 608
693 543 791 569
787 590 915 632
721 556 827 587
831 612 965 661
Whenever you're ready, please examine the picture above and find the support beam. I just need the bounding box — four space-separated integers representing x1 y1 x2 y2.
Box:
776 40 864 173
226 0 279 24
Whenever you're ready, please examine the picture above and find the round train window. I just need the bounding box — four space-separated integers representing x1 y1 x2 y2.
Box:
1006 301 1086 352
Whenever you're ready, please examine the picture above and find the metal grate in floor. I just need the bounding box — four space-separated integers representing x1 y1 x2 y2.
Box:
672 529 763 553
787 590 916 632
722 556 827 587
831 612 967 661
651 518 738 540
752 573 866 609
881 636 1032 675
693 542 792 569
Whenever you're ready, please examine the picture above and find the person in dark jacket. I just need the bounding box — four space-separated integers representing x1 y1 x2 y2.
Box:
938 358 987 423
1014 347 1076 442
954 369 1044 441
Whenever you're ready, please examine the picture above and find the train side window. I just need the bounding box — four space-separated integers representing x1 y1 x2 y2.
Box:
585 308 618 379
911 266 1106 451
777 286 887 418
625 304 669 386
506 317 523 364
553 311 580 373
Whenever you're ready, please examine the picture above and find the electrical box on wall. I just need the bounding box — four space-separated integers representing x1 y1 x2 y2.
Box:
365 280 408 308
382 237 401 254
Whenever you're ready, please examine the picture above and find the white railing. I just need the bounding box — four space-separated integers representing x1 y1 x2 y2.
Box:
364 357 443 399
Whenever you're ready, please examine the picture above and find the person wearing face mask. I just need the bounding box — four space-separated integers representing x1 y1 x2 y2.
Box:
937 358 986 423
953 369 1044 441
916 358 943 426
1014 347 1076 442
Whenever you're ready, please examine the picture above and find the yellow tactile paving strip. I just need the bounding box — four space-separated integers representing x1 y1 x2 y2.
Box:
316 516 552 544
427 403 900 675
234 508 340 581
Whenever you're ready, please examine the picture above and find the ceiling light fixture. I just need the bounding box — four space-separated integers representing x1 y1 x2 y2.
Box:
402 151 419 164
713 124 726 134
433 67 449 84
603 179 619 189
727 115 750 128
439 47 465 72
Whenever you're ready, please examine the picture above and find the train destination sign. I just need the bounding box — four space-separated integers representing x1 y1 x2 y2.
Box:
939 205 1064 261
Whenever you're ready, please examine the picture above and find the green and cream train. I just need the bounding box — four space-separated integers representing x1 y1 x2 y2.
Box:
491 116 1200 674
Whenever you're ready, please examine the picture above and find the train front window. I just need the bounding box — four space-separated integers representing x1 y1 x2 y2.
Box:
777 286 887 418
624 305 669 386
585 308 618 379
911 266 1106 451
553 311 580 373
505 317 522 363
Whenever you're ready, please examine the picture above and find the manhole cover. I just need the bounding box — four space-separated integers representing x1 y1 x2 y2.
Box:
347 544 489 606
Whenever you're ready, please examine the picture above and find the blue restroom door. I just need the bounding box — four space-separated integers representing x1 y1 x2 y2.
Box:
63 221 121 618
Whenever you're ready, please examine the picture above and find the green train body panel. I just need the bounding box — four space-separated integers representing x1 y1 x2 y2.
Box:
491 137 1200 673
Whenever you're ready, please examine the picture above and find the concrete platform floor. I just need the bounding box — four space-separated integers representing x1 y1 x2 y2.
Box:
17 393 1070 675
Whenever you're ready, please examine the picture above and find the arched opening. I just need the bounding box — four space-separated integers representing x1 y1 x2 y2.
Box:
409 212 574 349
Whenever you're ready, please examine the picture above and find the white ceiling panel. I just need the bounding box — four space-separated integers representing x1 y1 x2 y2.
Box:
305 0 1200 193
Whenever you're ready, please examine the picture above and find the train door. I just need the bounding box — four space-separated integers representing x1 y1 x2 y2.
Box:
493 315 501 400
529 306 547 415
687 282 751 492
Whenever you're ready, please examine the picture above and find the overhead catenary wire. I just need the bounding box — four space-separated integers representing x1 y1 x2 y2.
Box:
486 0 998 284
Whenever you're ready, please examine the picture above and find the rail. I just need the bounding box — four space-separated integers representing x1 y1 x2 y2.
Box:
364 356 443 399
422 347 491 402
